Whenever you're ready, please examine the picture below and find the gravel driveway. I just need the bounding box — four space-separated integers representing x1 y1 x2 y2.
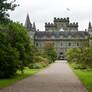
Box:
0 60 88 92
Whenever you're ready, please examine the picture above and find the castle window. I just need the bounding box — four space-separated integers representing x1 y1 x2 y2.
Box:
69 42 71 46
61 43 62 46
36 43 38 46
77 43 79 46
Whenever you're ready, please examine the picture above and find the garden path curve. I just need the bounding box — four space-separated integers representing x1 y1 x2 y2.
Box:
0 60 88 92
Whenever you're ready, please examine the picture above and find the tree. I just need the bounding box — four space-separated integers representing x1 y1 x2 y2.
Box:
83 47 92 68
42 42 58 63
0 0 18 24
7 22 34 72
0 22 35 75
66 47 82 64
0 29 19 78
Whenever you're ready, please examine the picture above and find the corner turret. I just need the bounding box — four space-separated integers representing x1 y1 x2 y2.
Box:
33 22 36 31
25 14 32 31
88 22 92 32
25 14 36 45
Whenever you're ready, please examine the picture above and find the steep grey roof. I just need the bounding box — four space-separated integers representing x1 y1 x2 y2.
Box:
35 31 88 38
25 14 32 31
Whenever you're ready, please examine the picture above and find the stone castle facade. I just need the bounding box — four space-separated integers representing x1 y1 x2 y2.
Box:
25 14 92 59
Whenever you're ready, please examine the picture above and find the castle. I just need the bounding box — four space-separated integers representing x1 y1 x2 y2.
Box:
25 14 92 59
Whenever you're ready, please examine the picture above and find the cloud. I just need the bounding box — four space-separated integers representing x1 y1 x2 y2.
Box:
9 0 92 31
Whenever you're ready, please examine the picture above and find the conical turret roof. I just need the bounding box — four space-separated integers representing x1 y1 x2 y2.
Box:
88 21 92 29
25 14 32 31
33 22 36 31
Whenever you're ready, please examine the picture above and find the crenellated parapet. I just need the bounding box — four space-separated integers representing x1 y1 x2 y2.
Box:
45 17 79 32
45 22 56 27
45 22 57 31
54 17 69 23
67 22 78 27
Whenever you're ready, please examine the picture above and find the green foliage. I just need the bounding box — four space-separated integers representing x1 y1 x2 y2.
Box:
83 47 92 68
66 45 92 69
66 47 81 64
29 56 49 69
0 29 19 78
29 64 42 69
42 41 58 63
34 56 48 63
0 22 36 77
0 0 18 24
6 22 34 72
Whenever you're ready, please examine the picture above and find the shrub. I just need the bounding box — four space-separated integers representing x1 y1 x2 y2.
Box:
83 47 92 68
29 56 49 69
33 64 42 69
66 46 92 69
28 64 42 69
66 47 81 64
34 56 48 64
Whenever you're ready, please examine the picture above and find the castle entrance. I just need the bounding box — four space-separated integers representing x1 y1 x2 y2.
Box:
58 52 65 60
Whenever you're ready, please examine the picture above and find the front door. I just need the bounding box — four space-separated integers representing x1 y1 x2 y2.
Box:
58 52 65 60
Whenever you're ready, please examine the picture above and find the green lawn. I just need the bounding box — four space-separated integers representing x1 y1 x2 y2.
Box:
70 64 92 92
0 67 42 89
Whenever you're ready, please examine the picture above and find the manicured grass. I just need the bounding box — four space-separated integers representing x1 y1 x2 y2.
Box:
0 67 42 89
70 64 92 92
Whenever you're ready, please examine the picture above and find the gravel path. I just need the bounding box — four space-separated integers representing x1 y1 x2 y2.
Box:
0 60 88 92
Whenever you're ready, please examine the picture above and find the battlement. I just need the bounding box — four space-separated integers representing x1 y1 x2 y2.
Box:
45 17 78 32
45 22 56 27
67 22 78 27
54 17 69 23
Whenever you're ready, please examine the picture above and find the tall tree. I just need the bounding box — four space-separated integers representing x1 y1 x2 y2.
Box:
0 0 18 24
42 41 58 63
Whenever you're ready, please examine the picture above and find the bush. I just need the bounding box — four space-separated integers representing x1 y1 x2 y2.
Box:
66 47 81 64
29 56 49 69
28 64 42 69
66 46 92 69
83 47 92 68
34 56 48 63
33 64 42 69
74 66 86 70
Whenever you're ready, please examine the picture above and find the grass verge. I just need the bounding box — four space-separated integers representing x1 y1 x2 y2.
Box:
70 63 92 92
0 67 42 89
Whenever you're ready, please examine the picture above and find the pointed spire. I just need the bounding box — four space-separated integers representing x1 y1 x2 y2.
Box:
25 13 32 31
33 22 36 31
88 21 91 29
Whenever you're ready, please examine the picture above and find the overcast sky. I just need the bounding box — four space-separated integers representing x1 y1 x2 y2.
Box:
9 0 92 31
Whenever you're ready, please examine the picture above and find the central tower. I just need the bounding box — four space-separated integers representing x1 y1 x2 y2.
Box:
45 17 78 32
